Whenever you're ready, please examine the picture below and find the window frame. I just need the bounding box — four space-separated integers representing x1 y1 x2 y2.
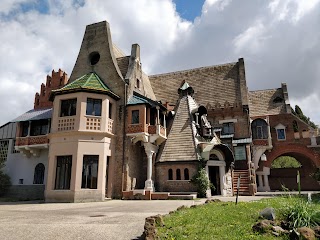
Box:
86 98 102 116
222 122 235 135
60 98 77 117
131 110 140 124
81 155 99 189
55 155 72 190
234 145 247 161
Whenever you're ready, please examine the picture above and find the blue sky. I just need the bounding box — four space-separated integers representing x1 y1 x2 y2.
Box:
0 0 320 127
173 0 205 21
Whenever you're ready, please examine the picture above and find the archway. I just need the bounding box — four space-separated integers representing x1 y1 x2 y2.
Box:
264 146 320 191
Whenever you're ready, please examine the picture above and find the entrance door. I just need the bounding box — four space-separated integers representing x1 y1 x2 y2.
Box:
208 166 220 195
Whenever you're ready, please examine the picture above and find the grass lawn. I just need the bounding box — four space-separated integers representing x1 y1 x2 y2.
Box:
156 195 320 240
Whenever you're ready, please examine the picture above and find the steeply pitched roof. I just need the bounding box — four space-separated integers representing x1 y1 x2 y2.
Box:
158 95 199 162
11 108 52 122
113 44 126 58
51 72 120 100
116 56 130 78
249 88 287 116
149 62 242 107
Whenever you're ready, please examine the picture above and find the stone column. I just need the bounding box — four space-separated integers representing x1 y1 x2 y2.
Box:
263 174 271 191
27 120 31 136
257 174 263 191
144 142 158 191
219 165 225 196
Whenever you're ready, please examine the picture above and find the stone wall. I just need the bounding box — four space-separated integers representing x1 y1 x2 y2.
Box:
6 185 45 200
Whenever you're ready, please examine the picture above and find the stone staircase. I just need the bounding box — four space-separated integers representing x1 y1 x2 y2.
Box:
232 170 251 196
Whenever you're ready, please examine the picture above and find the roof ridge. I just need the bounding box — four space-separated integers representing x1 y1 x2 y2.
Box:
249 88 281 93
83 72 94 88
150 62 238 77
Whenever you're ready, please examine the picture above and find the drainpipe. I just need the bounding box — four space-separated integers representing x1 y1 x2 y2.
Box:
121 83 128 193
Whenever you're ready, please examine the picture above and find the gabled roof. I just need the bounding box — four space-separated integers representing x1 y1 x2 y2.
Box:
249 88 287 116
11 108 52 122
51 72 120 100
158 95 199 162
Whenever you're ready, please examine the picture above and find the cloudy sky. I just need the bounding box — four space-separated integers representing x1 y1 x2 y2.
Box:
0 0 319 126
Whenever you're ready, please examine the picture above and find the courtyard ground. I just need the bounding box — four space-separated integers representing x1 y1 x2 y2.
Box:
0 192 318 240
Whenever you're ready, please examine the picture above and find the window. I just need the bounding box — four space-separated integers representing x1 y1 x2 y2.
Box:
222 122 234 135
30 119 48 136
86 98 102 116
33 163 45 184
19 179 24 184
55 156 72 190
277 129 286 140
108 102 113 119
21 121 29 137
0 140 9 163
131 110 139 124
60 99 77 117
273 96 283 103
136 79 140 89
209 154 219 160
81 155 99 189
184 168 189 180
234 146 246 161
251 119 268 139
168 169 173 180
176 169 181 180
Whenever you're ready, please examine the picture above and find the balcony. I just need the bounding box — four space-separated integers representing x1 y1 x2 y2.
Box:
15 135 49 157
127 123 167 145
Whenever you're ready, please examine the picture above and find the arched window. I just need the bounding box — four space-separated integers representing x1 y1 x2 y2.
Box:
33 163 45 184
168 169 173 180
176 169 181 180
251 119 268 139
184 168 189 180
209 154 219 160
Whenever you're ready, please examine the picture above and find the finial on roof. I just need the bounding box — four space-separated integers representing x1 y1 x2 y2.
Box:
178 81 194 97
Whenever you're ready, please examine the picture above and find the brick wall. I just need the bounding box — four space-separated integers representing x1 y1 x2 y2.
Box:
155 162 198 192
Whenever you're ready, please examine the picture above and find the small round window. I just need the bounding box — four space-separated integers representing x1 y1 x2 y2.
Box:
89 51 100 65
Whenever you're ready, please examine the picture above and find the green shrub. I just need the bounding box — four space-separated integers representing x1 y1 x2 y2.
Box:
0 171 11 196
280 197 320 228
191 159 214 198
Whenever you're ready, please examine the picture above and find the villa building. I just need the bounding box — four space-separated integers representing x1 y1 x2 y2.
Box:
0 20 319 202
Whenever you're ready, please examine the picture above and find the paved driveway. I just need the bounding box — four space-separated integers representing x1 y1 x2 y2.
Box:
0 199 205 240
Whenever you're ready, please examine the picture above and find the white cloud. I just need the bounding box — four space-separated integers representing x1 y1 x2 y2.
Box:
0 0 319 128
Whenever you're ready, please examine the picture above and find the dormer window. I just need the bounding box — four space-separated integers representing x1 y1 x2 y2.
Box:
86 98 102 116
273 96 284 104
275 123 286 140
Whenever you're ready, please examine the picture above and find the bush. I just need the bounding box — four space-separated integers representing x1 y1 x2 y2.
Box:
0 171 11 196
191 159 214 198
280 197 320 228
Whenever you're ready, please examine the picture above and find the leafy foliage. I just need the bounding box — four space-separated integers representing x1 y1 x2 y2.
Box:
191 158 214 197
271 156 302 169
310 168 320 181
0 171 11 196
293 105 317 129
280 197 320 228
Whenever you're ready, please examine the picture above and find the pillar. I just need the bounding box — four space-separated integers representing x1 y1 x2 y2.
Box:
143 142 158 191
263 174 271 191
257 174 263 191
219 165 225 196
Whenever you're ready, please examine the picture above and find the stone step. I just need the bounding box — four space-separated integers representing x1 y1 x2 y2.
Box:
168 194 197 200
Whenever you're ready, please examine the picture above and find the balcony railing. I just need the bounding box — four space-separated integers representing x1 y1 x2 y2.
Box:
127 123 146 134
16 135 49 146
